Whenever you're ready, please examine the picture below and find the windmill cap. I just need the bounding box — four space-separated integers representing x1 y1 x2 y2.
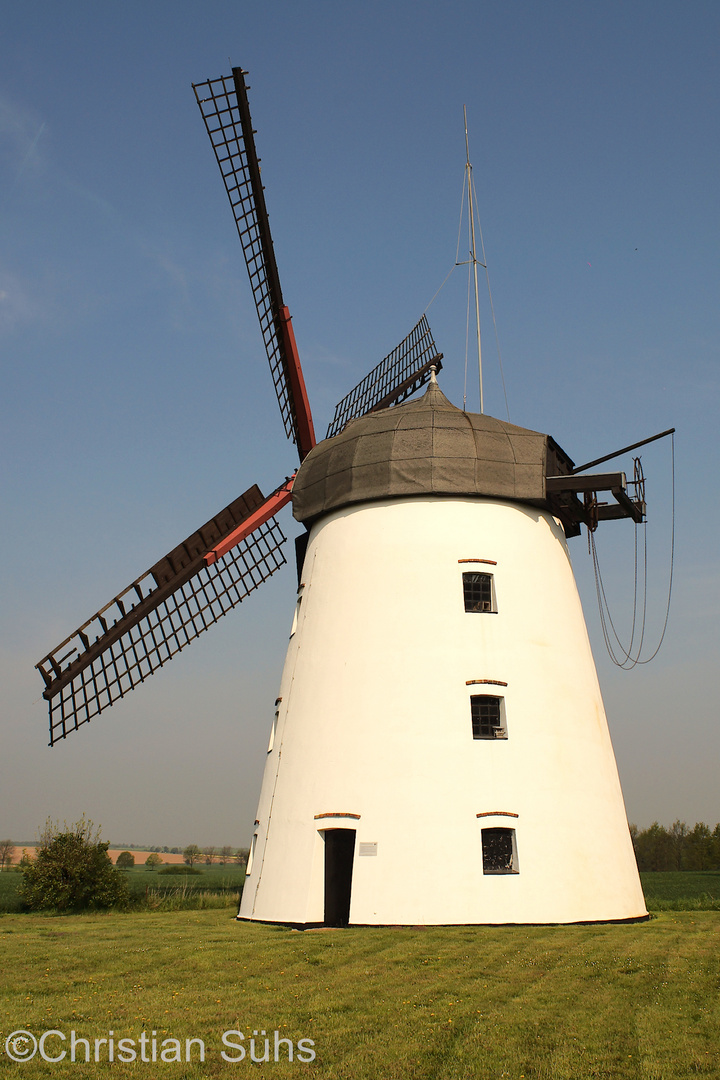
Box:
292 380 573 524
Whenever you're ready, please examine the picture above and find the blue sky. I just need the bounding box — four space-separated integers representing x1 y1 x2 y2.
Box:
1 1 718 847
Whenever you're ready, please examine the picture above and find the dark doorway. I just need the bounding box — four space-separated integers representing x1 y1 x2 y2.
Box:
324 829 356 926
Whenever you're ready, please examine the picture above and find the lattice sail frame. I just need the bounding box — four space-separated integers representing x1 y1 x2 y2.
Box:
38 495 287 746
193 70 299 445
326 315 443 439
37 68 448 747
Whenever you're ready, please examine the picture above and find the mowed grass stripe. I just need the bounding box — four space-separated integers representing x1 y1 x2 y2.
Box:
1 911 719 1078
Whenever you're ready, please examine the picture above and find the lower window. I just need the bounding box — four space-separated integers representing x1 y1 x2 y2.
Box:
481 827 518 874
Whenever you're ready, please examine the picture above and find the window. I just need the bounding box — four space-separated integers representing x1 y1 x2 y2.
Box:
471 695 506 739
463 572 495 612
481 827 518 874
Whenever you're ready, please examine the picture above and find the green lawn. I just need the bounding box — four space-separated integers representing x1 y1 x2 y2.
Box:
0 910 718 1078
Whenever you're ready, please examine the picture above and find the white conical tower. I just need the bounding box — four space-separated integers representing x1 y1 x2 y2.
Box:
238 381 646 926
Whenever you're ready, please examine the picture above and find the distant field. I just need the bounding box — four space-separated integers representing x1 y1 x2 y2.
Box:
640 871 720 902
107 849 187 865
7 847 217 866
1 910 718 1078
123 864 246 910
123 864 246 890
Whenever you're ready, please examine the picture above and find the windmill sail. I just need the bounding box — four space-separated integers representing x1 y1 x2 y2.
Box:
193 69 315 459
37 485 287 746
326 315 443 439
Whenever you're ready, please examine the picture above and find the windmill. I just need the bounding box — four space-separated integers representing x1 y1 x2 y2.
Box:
38 67 659 927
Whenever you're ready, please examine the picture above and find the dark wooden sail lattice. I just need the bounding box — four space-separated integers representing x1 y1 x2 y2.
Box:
35 67 449 751
326 315 443 438
37 487 287 745
193 69 300 447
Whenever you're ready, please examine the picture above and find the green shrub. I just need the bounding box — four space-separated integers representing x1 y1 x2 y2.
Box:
19 818 130 913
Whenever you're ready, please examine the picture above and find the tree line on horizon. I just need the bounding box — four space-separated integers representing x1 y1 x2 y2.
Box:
0 839 249 871
630 821 720 872
115 845 249 869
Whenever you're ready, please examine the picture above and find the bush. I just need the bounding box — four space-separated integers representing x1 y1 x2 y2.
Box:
157 864 202 876
116 850 135 869
19 818 130 913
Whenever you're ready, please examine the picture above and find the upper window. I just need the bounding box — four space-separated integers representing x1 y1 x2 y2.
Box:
481 827 518 874
463 572 495 613
471 695 506 739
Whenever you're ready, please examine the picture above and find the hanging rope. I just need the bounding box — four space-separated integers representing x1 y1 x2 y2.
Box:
589 433 675 668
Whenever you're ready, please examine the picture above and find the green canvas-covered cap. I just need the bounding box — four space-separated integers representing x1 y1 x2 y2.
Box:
292 380 572 524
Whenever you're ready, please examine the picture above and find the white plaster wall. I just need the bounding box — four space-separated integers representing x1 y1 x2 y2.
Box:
239 496 646 925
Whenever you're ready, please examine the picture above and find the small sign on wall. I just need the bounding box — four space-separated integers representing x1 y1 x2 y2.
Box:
358 842 377 856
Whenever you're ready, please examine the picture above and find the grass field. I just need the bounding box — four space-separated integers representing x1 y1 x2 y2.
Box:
640 871 720 904
1 909 719 1078
124 865 246 904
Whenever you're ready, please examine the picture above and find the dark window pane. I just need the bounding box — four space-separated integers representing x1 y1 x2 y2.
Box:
471 695 502 738
482 828 516 873
463 572 493 612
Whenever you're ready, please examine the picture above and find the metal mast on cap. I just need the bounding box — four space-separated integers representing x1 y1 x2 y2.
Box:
464 105 484 414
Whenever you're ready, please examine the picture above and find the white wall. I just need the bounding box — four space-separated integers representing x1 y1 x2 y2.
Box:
239 496 646 925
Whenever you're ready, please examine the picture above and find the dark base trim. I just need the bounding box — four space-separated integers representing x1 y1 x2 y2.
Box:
235 913 651 930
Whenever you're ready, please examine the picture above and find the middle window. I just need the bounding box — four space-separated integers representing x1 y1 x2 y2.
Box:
470 694 506 739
